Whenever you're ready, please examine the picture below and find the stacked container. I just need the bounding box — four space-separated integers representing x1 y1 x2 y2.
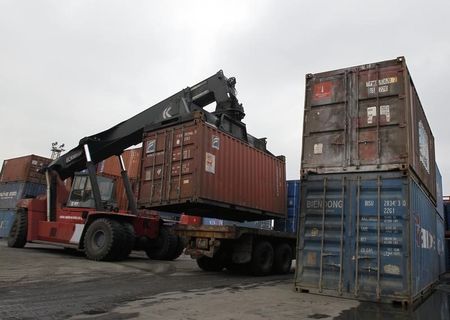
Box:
0 155 51 238
96 147 142 211
295 57 444 306
274 180 301 234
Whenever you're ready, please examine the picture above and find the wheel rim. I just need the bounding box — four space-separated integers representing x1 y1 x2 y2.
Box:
92 230 106 249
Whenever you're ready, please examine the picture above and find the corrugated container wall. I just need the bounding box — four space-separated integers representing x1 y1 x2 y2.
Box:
0 209 15 238
301 57 436 202
444 198 450 230
274 180 301 234
137 114 286 221
97 147 142 179
0 182 47 209
0 155 51 183
295 172 444 305
435 165 444 219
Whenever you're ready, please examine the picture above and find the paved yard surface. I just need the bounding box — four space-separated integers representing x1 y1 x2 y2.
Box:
1 240 449 320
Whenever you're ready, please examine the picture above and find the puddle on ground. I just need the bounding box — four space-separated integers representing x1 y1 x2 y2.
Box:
335 280 450 320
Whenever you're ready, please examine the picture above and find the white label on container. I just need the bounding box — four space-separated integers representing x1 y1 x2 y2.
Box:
367 106 377 124
384 264 400 275
212 136 220 150
146 139 156 154
313 143 323 154
380 105 391 122
205 152 215 174
183 179 190 184
418 120 430 173
144 168 152 180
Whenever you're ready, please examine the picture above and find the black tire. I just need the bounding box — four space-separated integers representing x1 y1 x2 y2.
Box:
250 240 274 276
84 218 124 261
273 243 293 274
166 236 186 261
196 256 224 272
7 208 28 248
145 226 177 260
116 221 135 261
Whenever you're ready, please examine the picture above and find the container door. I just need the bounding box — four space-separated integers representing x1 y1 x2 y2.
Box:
349 175 409 301
302 73 349 173
296 176 348 295
353 65 407 169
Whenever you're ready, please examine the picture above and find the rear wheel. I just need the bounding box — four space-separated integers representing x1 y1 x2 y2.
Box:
84 218 124 261
166 236 186 261
116 221 135 260
145 226 177 260
7 208 28 248
273 243 293 274
250 240 274 276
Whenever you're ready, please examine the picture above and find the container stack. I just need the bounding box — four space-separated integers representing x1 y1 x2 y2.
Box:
295 57 445 306
274 180 300 234
0 155 51 238
96 147 142 211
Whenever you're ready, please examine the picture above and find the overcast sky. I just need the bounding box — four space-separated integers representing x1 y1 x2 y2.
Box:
1 1 450 192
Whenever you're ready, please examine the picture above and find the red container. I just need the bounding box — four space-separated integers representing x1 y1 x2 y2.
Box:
137 113 286 221
301 57 436 202
96 147 142 179
0 155 51 183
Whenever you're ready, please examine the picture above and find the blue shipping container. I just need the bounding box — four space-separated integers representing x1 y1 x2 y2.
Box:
295 172 444 305
0 209 15 238
0 181 46 209
274 180 300 234
436 165 444 220
444 200 450 230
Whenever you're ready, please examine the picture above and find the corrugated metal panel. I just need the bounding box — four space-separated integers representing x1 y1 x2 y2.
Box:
0 209 15 238
436 165 444 219
0 155 51 183
202 217 273 229
436 214 446 275
444 198 450 230
0 182 46 209
138 113 286 221
97 147 142 179
274 180 300 234
295 171 442 305
301 57 436 202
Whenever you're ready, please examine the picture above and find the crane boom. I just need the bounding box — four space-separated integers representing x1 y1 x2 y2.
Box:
48 70 262 180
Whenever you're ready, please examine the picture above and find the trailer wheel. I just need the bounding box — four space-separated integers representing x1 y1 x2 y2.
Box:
145 226 177 260
250 240 274 276
273 243 293 274
7 208 28 248
196 256 224 272
84 218 123 261
116 221 135 260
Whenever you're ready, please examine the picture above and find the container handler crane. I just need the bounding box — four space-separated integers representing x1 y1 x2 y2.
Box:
7 70 265 261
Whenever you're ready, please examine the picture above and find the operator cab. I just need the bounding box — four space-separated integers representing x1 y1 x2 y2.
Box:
67 173 117 209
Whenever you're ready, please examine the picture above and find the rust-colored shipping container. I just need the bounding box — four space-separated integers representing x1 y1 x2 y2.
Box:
137 113 286 221
301 57 436 201
0 155 51 183
96 147 142 179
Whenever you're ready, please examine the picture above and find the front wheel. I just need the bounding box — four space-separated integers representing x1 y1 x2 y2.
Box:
84 218 124 261
7 208 28 248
